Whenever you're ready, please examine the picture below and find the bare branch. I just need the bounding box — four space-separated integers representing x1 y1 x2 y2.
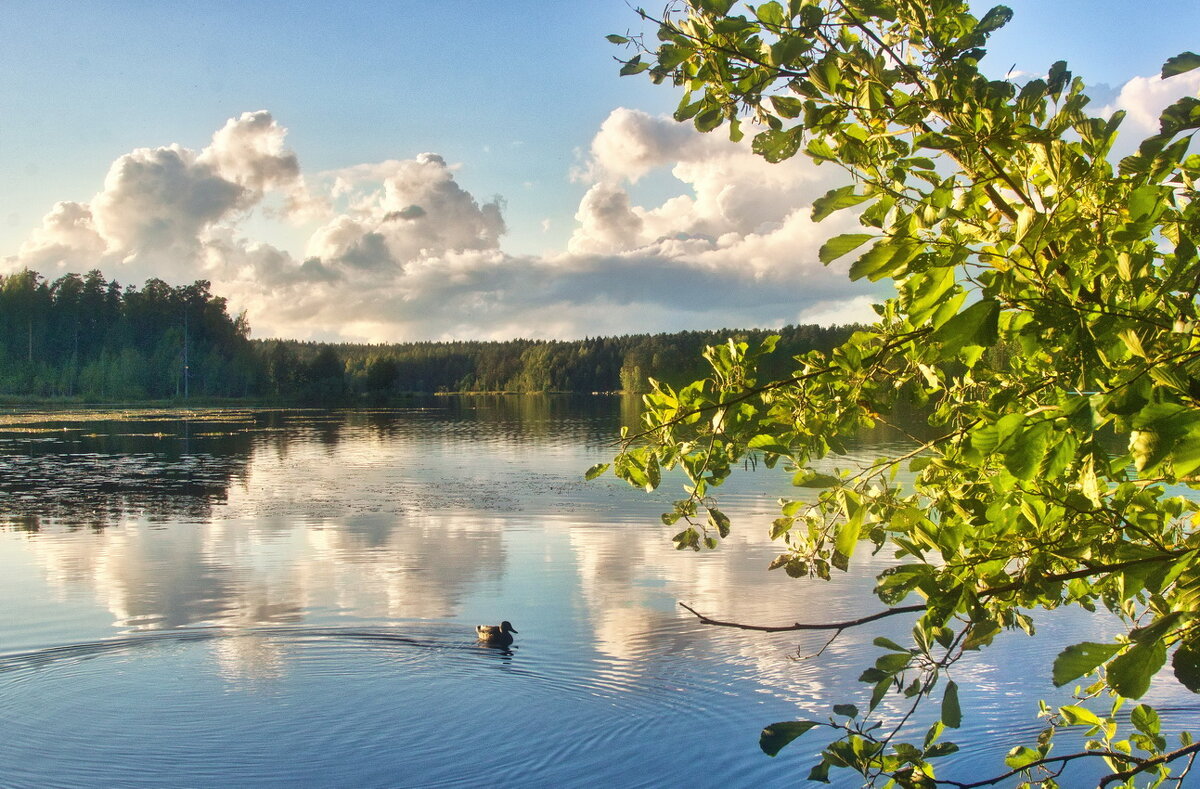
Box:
679 601 925 632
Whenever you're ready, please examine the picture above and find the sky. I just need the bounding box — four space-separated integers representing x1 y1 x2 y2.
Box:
0 1 1197 342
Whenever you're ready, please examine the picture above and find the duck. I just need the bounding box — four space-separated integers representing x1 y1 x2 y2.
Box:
476 621 518 645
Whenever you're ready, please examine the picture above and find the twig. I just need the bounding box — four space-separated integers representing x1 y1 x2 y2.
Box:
679 601 925 632
1099 741 1200 788
933 749 1145 788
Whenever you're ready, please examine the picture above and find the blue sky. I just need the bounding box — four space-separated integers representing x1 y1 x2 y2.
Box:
0 2 1196 341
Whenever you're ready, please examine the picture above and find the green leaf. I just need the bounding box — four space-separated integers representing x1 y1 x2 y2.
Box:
873 636 908 652
833 518 862 569
695 107 724 133
619 56 649 76
807 760 832 782
811 185 872 221
1053 641 1123 686
1003 421 1051 481
752 127 804 163
962 620 1001 650
848 241 920 282
924 742 959 758
755 1 785 27
1162 51 1200 78
770 35 813 67
914 132 957 150
942 681 962 728
1047 60 1071 99
1173 640 1200 692
832 703 858 718
1158 96 1200 136
805 138 837 162
793 470 840 488
1130 704 1161 736
605 34 630 45
584 462 609 481
707 507 731 538
760 720 818 756
1005 745 1041 769
645 453 661 491
769 94 805 118
1107 640 1167 699
748 434 792 455
674 97 704 122
972 5 1013 35
819 233 874 264
1058 705 1104 728
929 299 1000 357
903 266 956 326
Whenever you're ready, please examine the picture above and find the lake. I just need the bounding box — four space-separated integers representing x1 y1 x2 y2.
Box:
0 398 1195 787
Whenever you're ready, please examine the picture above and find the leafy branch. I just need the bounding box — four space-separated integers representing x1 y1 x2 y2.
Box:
604 0 1200 784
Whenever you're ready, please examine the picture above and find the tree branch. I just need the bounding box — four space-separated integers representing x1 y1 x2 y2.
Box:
1098 741 1200 788
932 748 1144 789
976 549 1195 599
678 601 925 632
617 328 928 446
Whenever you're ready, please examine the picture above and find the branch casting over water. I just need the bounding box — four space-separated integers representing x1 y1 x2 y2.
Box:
678 601 926 632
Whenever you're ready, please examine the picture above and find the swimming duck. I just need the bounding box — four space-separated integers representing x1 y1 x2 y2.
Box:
476 621 518 645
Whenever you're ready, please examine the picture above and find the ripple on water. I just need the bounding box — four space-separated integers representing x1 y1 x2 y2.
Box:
0 623 800 788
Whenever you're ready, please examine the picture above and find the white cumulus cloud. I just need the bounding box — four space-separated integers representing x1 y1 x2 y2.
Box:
28 77 1192 343
1101 69 1200 146
0 106 886 341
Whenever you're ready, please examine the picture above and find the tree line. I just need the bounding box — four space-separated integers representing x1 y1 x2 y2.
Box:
0 268 857 402
0 269 256 400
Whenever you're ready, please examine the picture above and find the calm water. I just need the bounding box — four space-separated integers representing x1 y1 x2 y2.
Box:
0 398 1195 788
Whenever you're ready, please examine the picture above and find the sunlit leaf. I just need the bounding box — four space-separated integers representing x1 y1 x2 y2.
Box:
1058 705 1104 728
818 233 874 264
752 128 804 163
1131 704 1161 736
1052 641 1122 686
1107 641 1167 699
584 462 609 481
812 186 872 221
1005 746 1041 769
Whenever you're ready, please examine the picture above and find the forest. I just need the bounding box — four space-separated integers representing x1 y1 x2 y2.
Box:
0 268 857 402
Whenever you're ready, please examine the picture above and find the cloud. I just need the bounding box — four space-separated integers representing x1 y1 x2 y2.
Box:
17 201 106 272
91 143 244 261
1101 69 1200 142
3 107 887 341
198 110 300 197
305 152 506 272
576 106 699 183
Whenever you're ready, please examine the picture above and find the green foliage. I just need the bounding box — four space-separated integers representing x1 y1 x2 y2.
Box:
0 269 255 400
259 324 855 400
608 2 1200 785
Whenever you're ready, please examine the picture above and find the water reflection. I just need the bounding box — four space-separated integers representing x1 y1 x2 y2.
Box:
1 400 1196 788
0 398 632 530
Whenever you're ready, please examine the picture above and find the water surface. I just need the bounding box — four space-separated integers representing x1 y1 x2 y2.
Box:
0 399 1194 787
